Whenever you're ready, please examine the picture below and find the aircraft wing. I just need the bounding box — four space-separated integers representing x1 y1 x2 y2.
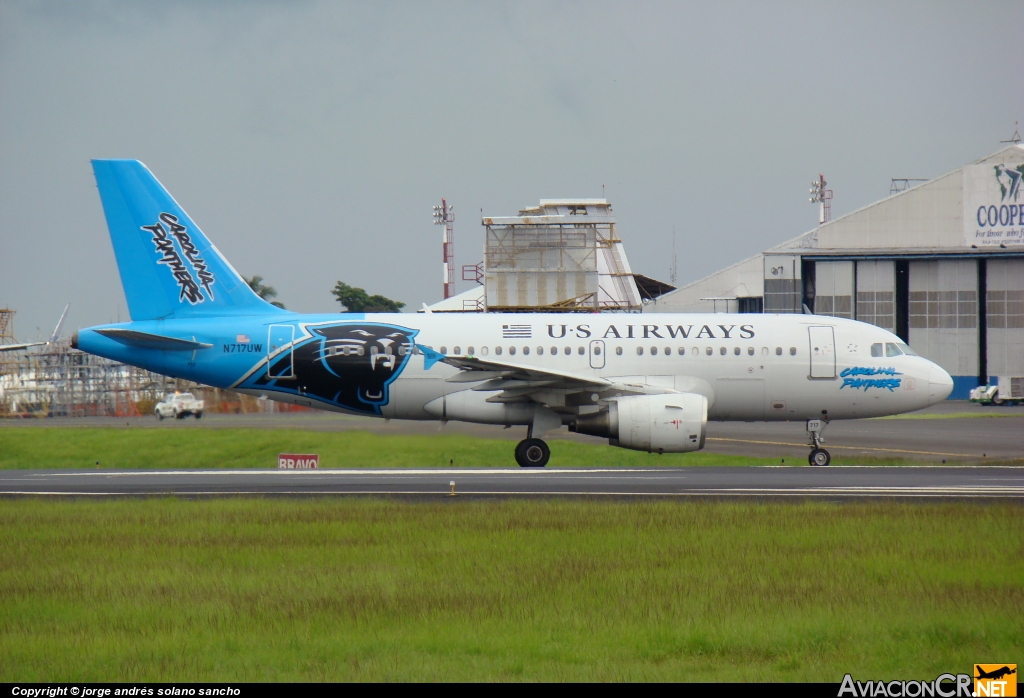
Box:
440 355 676 403
0 304 71 353
0 341 46 353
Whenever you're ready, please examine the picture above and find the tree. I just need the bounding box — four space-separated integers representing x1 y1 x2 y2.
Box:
331 281 405 313
245 275 285 309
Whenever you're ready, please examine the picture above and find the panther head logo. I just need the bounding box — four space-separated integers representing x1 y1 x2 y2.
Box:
255 322 418 414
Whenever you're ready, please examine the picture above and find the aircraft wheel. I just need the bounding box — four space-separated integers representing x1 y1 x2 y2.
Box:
194 412 203 420
808 448 831 467
515 438 550 468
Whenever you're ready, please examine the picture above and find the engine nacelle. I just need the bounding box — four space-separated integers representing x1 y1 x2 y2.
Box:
572 393 707 453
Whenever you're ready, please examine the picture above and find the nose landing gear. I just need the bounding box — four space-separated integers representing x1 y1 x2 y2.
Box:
806 417 831 466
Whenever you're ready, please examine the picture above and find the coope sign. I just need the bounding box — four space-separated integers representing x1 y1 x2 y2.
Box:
963 161 1024 247
278 453 319 469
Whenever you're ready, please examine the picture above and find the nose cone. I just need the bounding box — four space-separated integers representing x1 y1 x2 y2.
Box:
927 363 954 404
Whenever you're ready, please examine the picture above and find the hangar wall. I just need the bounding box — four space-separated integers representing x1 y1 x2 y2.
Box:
647 144 1024 398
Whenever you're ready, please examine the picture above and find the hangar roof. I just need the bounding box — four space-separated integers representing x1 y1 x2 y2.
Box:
769 144 1024 254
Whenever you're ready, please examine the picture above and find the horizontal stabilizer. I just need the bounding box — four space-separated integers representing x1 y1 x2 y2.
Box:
94 328 213 351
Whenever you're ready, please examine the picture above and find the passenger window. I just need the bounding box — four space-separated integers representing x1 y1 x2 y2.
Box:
578 346 585 355
761 347 768 356
637 347 644 356
692 347 699 356
664 347 671 356
790 347 797 356
733 346 740 356
495 346 503 355
616 346 623 356
523 347 530 355
453 346 461 355
747 347 754 356
399 345 409 356
705 347 713 356
564 347 571 355
467 346 474 355
439 346 447 354
537 347 543 355
885 342 903 357
551 346 558 355
651 347 658 356
871 343 883 357
775 347 782 356
481 347 489 356
719 347 726 356
509 346 516 355
678 347 685 355
594 345 601 355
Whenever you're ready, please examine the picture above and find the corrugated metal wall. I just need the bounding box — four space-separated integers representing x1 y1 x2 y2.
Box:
814 261 854 319
855 260 896 332
986 258 1024 381
908 259 979 383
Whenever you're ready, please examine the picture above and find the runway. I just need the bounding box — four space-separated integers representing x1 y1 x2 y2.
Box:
5 402 1022 462
3 466 1024 499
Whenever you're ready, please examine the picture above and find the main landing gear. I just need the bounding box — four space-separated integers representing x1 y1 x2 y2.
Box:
806 417 831 466
515 407 560 468
515 438 550 468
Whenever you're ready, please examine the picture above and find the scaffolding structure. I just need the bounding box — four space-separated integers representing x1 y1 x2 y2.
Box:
0 338 300 418
482 199 643 312
0 340 167 417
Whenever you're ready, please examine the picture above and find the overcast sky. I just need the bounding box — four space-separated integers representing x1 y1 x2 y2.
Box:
2 1 1022 339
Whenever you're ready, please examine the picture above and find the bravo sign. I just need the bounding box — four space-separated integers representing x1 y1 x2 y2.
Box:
278 453 319 469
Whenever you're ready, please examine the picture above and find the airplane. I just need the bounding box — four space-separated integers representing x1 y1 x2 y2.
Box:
975 666 1016 681
71 160 954 467
0 304 70 352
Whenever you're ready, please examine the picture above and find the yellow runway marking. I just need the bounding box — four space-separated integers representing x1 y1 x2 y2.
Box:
706 437 971 458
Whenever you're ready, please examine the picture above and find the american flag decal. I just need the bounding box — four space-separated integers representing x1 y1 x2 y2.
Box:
237 334 250 343
502 324 532 338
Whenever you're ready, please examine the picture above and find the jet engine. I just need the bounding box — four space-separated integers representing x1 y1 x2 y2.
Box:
571 393 707 453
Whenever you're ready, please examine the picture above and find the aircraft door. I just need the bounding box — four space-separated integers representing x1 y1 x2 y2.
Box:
589 340 605 369
808 326 836 379
267 325 295 379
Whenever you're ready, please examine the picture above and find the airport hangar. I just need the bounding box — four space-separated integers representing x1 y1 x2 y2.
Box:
645 144 1024 400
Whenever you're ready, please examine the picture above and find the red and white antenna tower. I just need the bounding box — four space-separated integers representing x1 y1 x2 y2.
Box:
809 173 833 224
433 198 455 299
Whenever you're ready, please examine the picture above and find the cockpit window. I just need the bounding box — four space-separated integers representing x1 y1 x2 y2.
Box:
871 343 884 358
896 343 918 356
885 342 903 357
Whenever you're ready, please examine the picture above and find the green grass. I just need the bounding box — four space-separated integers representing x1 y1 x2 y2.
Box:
1 498 1021 681
0 428 783 469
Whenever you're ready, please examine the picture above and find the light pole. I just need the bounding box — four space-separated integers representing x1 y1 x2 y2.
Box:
809 174 833 224
433 199 455 299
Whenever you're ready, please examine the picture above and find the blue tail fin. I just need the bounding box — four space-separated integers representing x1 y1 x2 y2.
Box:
91 159 289 320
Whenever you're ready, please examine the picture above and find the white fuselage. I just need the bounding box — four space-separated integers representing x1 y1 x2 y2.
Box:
232 312 953 424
